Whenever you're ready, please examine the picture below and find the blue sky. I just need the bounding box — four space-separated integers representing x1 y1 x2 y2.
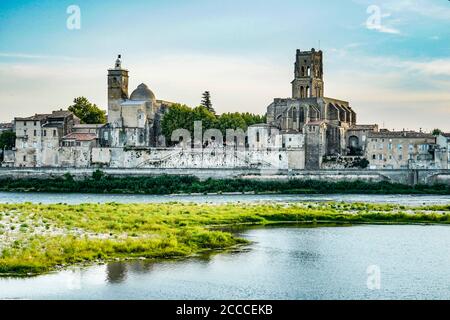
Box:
1 0 450 131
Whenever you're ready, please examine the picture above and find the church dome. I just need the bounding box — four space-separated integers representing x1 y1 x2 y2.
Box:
130 83 156 101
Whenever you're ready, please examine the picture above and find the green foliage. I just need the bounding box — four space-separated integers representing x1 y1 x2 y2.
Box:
0 175 448 195
0 130 15 150
0 201 448 276
68 97 107 124
161 104 266 144
200 91 215 114
92 169 105 181
432 128 443 136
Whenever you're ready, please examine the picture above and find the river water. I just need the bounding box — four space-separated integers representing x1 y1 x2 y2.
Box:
0 225 450 300
0 192 449 205
0 192 449 300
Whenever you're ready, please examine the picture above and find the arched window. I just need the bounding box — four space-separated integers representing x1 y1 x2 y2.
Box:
293 108 298 123
306 86 310 98
301 66 305 77
307 66 311 76
300 86 304 98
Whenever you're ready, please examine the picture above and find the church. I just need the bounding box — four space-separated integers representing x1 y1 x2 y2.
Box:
100 55 174 149
10 49 442 171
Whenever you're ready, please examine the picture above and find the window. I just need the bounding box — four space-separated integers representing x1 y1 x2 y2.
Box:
43 130 47 137
34 121 37 126
378 154 383 160
34 130 37 137
388 143 393 150
24 121 27 126
256 131 260 143
23 155 26 162
53 130 57 137
378 143 383 150
372 155 376 160
399 155 403 160
398 144 403 151
408 144 414 153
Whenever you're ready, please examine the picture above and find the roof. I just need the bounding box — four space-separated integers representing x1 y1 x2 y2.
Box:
73 124 105 129
0 123 13 129
441 133 450 138
349 124 378 131
49 110 73 118
130 83 156 102
15 114 50 121
368 131 434 139
62 132 97 141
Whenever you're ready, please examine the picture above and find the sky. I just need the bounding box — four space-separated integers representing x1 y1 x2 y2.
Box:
0 0 449 132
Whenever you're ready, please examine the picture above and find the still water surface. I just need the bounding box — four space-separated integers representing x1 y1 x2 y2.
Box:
0 192 449 205
1 225 450 300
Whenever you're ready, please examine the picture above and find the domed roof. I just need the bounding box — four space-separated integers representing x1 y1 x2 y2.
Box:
130 83 156 101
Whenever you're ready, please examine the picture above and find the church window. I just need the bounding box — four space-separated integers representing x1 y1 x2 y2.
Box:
301 67 305 77
307 66 311 76
293 108 298 122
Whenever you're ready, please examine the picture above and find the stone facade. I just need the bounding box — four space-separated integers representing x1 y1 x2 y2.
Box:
366 131 436 169
3 51 445 172
436 133 450 169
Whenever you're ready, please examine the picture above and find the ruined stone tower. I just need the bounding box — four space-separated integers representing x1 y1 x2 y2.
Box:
291 49 324 99
108 55 129 126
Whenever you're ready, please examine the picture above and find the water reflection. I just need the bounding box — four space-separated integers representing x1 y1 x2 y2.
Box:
1 225 450 300
106 262 128 284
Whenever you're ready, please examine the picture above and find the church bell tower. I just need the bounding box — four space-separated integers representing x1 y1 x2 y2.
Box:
108 55 129 125
292 49 324 99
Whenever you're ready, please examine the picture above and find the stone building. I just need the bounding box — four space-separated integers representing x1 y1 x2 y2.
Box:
436 133 450 169
7 51 446 171
366 131 436 169
104 55 173 148
265 48 368 169
0 122 13 133
14 111 80 167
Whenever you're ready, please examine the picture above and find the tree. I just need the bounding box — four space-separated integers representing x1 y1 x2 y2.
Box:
200 91 215 114
217 113 247 135
0 131 15 150
68 97 107 124
432 128 443 136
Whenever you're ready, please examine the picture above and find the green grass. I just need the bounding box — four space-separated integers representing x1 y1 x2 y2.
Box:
0 201 449 276
0 174 449 195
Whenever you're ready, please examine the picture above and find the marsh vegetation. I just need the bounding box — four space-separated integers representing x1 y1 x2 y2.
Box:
0 201 449 276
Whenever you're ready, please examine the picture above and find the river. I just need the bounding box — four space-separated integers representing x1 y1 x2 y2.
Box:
0 192 449 205
1 225 450 300
0 192 449 300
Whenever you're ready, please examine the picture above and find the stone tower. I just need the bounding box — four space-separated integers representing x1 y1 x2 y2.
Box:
291 49 324 99
108 55 129 126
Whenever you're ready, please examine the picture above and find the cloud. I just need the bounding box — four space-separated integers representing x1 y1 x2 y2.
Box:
385 0 450 20
0 52 77 61
367 24 401 34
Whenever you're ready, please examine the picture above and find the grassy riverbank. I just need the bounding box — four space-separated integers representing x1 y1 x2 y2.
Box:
0 174 449 195
1 201 449 276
